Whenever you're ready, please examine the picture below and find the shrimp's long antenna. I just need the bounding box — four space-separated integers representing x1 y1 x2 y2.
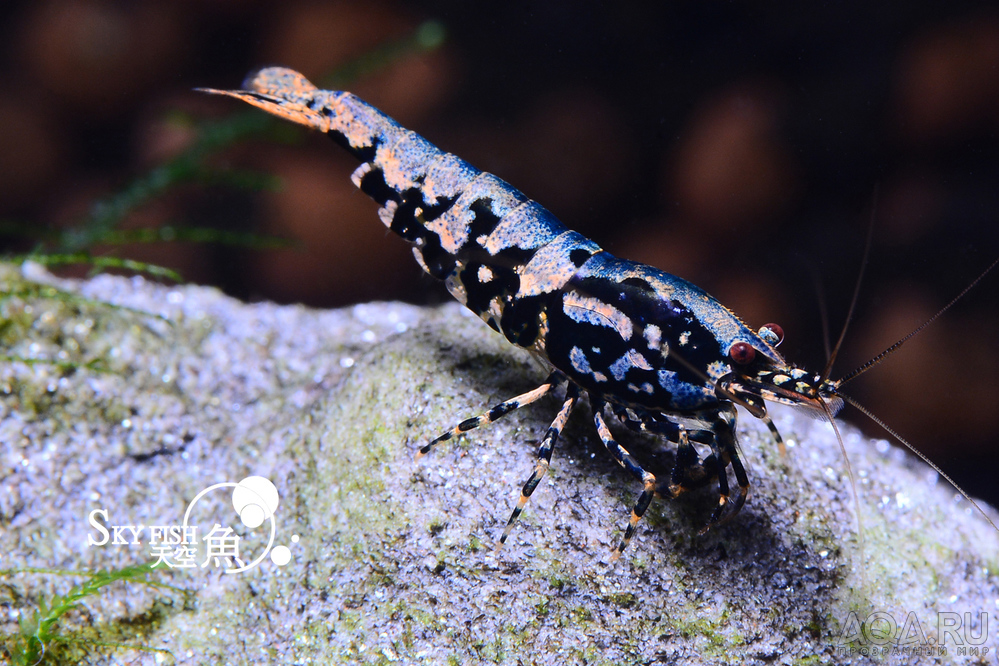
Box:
821 190 878 384
840 392 999 535
811 267 832 362
837 255 999 387
821 396 868 587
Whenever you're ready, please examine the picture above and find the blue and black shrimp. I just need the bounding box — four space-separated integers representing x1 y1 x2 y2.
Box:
200 68 846 556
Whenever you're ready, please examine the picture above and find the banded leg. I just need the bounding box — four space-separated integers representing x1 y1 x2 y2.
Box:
667 428 706 497
761 413 786 456
611 404 683 440
711 404 750 526
699 403 750 532
592 401 658 559
734 393 787 456
610 405 716 498
417 371 562 459
499 383 580 547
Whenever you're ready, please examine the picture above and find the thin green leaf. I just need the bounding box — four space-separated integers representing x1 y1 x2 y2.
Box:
97 225 294 250
14 254 183 282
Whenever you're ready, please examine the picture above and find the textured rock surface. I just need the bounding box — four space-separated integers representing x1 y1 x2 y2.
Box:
1 262 997 665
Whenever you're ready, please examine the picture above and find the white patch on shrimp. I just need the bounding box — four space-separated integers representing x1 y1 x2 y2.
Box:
570 346 607 382
477 265 495 283
706 360 729 381
609 349 653 381
562 291 633 340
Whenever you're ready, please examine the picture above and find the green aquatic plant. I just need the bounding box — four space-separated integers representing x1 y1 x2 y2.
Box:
1 563 194 665
0 20 448 665
1 18 445 282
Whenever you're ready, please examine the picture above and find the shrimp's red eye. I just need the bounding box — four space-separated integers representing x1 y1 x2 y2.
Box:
759 323 784 347
729 341 756 364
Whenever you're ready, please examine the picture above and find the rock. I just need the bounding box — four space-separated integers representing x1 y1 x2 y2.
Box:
1 262 996 665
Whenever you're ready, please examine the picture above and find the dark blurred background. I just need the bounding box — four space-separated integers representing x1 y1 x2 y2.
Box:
1 0 997 508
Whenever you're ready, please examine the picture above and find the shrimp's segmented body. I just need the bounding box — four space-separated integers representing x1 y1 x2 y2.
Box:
201 68 845 555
